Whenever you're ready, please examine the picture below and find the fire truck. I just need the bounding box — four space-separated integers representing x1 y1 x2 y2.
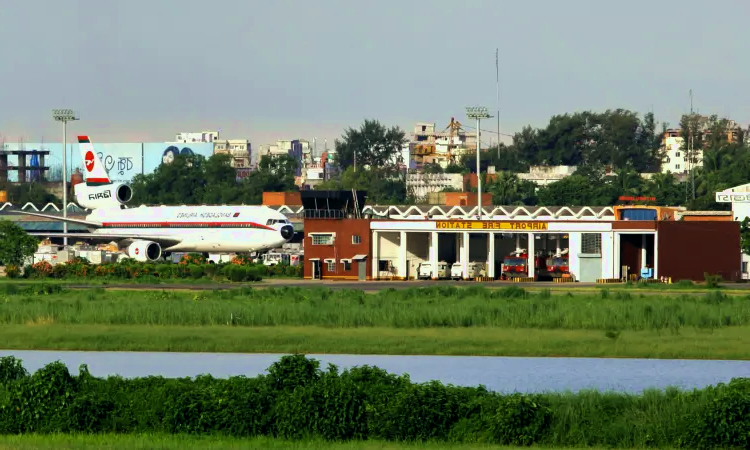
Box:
499 249 546 279
545 249 570 279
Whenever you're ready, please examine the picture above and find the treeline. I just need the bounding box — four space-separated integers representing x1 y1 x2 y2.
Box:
129 152 299 205
10 109 750 209
0 354 748 448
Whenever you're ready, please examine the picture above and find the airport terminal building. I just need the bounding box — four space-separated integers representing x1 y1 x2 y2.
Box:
300 191 740 283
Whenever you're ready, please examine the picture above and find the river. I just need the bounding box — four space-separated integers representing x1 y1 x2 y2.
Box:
2 350 748 393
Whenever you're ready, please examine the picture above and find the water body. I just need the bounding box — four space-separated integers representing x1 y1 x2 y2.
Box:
1 350 749 394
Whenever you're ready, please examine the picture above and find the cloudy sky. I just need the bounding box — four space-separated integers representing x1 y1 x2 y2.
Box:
1 0 748 148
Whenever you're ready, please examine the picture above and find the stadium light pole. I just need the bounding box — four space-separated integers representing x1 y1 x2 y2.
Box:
52 109 79 247
465 106 492 219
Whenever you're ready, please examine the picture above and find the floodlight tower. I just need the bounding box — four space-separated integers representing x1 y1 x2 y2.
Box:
465 106 492 219
52 109 79 246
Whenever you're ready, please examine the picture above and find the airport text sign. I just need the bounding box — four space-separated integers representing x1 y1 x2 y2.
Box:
436 221 549 231
715 192 750 203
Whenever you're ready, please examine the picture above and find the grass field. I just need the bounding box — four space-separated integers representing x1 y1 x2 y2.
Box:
0 284 748 358
0 434 641 450
2 284 749 331
4 323 750 359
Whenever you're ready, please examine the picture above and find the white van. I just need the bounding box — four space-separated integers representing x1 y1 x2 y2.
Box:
418 262 448 280
450 262 487 280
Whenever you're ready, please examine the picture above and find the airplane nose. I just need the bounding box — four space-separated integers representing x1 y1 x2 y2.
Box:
280 224 294 240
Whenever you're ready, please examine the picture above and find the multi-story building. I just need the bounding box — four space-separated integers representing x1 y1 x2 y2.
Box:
406 172 464 201
174 131 219 143
213 139 252 174
660 117 743 174
411 120 478 169
257 139 310 176
518 166 577 186
661 129 693 174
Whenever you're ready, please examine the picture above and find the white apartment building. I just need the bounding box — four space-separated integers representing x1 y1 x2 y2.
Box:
406 172 464 200
175 131 219 143
517 165 577 186
661 129 701 174
214 139 251 169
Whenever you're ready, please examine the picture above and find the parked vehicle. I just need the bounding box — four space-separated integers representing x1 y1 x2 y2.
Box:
450 262 486 280
418 261 448 280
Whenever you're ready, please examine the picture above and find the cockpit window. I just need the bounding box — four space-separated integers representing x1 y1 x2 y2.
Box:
266 219 289 225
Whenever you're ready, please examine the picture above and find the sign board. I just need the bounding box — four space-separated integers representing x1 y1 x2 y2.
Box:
715 192 750 203
436 221 549 231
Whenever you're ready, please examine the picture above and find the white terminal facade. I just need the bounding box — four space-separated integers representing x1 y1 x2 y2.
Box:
365 205 645 281
281 204 664 282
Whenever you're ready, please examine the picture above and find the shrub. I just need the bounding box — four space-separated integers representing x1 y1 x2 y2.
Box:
489 393 552 445
689 378 750 448
704 273 723 289
188 264 204 280
30 261 53 278
229 266 247 282
3 265 20 279
0 354 749 447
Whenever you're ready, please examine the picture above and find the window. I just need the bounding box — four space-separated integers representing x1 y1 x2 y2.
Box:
352 235 362 245
675 164 681 170
342 260 351 271
326 260 336 272
743 262 748 273
581 233 601 254
312 234 334 245
676 152 681 157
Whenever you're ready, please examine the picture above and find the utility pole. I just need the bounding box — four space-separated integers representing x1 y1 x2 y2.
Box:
466 106 492 220
496 48 501 159
52 109 79 247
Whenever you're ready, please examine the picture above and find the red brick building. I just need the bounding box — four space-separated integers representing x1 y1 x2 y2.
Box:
301 190 372 280
303 218 372 280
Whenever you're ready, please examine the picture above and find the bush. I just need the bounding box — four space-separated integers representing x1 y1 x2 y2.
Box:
0 354 749 447
3 265 20 279
704 273 723 289
12 259 265 283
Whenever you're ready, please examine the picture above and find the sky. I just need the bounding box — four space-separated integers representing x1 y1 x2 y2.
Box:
1 0 749 149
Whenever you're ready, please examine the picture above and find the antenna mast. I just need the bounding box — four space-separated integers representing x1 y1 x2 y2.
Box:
496 48 500 158
689 90 695 200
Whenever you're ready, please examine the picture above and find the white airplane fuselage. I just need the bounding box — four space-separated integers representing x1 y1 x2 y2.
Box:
20 134 296 261
85 204 294 254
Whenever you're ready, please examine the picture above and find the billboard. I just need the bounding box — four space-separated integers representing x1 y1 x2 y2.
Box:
143 143 214 173
1 142 214 183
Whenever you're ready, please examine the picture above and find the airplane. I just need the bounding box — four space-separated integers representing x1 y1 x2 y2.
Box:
5 135 296 262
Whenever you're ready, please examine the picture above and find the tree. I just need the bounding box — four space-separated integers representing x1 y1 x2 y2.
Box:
334 119 408 172
0 221 38 267
741 218 750 255
0 182 60 206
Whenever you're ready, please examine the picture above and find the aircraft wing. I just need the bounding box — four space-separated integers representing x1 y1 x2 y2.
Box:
27 232 183 248
0 210 102 227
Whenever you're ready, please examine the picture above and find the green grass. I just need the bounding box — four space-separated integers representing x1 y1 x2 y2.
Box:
1 285 750 331
0 434 613 449
3 324 750 359
1 284 749 358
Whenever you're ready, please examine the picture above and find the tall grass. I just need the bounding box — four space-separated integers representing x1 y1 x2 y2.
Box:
0 434 556 449
0 284 749 331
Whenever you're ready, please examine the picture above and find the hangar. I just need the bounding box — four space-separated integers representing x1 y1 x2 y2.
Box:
302 192 741 283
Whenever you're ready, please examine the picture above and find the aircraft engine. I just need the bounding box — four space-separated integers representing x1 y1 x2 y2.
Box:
126 240 162 262
74 183 133 210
